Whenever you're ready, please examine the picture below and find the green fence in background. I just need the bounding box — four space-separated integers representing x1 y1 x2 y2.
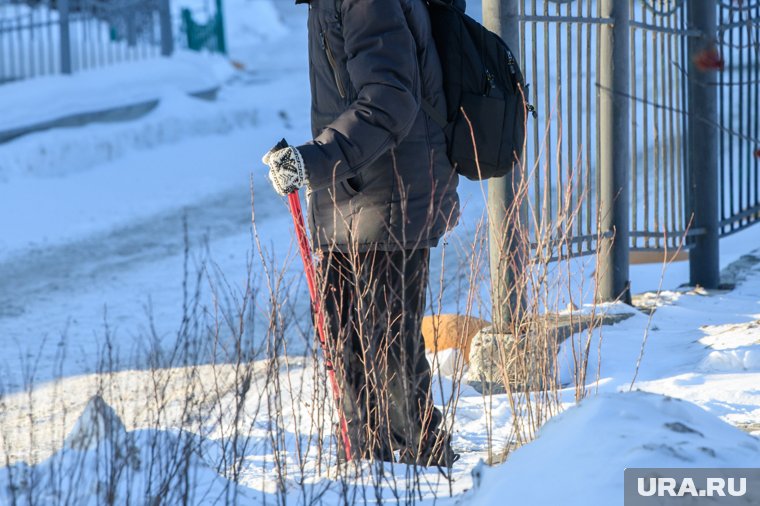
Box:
181 0 226 55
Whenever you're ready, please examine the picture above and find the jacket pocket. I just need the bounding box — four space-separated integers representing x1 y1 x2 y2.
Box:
344 174 362 195
320 31 347 99
313 179 359 216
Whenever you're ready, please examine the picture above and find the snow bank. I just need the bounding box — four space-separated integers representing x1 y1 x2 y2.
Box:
471 391 760 506
700 348 760 373
698 319 760 372
0 361 468 504
0 88 257 180
0 394 253 505
0 51 234 134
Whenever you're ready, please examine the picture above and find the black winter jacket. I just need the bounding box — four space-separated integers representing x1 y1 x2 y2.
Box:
296 0 460 252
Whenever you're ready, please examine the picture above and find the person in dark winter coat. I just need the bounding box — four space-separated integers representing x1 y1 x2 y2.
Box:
262 0 461 466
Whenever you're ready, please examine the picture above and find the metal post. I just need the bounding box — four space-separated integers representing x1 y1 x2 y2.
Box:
126 9 137 47
687 1 720 288
483 0 526 332
159 0 174 57
215 0 227 55
598 0 631 303
59 0 72 74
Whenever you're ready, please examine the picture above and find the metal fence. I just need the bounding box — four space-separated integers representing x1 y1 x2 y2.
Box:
502 0 759 298
717 0 760 236
180 0 226 55
0 0 173 84
628 0 690 252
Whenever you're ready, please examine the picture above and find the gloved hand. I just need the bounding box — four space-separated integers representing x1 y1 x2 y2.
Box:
262 139 307 196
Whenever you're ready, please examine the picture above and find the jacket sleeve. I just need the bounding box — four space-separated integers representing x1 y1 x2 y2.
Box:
296 0 420 191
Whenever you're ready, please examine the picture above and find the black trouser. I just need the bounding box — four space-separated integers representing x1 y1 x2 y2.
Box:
320 248 441 459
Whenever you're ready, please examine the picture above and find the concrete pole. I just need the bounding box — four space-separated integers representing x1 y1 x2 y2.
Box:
482 0 526 332
687 1 720 288
598 0 632 303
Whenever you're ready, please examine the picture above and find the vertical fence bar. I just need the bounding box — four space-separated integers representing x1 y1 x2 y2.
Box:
642 3 650 248
15 2 23 78
29 5 36 78
47 1 55 75
554 1 562 241
159 0 174 56
7 6 16 80
726 3 735 233
598 0 631 303
483 0 526 331
543 0 552 226
629 2 638 250
83 8 90 70
575 0 583 255
127 7 137 48
215 0 227 54
0 16 6 82
531 0 541 233
59 0 72 74
653 15 661 248
658 16 666 248
717 3 727 236
687 0 720 288
680 4 689 239
585 0 593 251
739 8 745 228
755 3 760 222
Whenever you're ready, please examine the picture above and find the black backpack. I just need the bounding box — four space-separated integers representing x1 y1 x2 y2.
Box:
334 0 533 181
421 0 534 181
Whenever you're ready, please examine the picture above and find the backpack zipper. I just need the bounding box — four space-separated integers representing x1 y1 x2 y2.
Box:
320 31 347 99
505 50 538 117
484 68 496 96
506 50 517 75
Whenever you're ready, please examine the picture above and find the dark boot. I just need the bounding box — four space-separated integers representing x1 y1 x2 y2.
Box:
398 429 459 469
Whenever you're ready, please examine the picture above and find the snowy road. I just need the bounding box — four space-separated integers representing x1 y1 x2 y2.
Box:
0 0 312 388
0 117 310 389
0 187 252 319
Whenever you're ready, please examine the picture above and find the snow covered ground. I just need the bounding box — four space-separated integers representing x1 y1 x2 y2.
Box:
1 0 759 504
0 51 234 135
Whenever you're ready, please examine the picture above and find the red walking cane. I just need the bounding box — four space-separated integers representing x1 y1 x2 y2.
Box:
287 189 354 462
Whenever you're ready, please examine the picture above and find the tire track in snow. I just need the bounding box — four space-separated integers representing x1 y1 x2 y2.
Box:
0 187 265 320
